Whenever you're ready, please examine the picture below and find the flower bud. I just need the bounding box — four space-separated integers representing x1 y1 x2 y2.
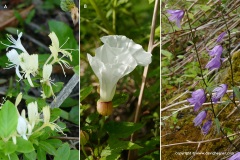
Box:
80 130 89 146
97 101 113 116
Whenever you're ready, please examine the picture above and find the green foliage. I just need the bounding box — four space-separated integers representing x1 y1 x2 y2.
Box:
0 101 18 140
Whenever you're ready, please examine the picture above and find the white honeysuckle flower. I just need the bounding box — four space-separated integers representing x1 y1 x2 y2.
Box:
17 116 28 140
27 101 39 128
1 31 28 54
48 32 72 61
41 64 53 85
6 49 22 79
19 53 39 87
15 92 22 107
40 64 55 98
48 32 73 76
42 106 64 133
87 35 152 102
43 106 50 124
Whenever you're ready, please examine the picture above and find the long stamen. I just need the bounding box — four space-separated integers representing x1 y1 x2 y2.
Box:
60 37 70 48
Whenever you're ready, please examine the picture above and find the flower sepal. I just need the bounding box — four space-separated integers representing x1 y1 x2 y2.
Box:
97 100 113 116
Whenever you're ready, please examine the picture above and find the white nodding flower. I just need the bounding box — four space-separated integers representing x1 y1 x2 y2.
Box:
87 35 152 102
27 101 39 128
17 116 28 140
19 53 39 87
41 64 53 84
6 49 22 79
48 32 72 61
48 32 73 76
1 31 28 54
43 106 50 124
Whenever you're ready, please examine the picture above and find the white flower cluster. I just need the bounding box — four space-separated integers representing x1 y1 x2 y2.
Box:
2 31 73 98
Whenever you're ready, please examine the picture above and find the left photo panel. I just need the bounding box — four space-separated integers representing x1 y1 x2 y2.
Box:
0 0 79 159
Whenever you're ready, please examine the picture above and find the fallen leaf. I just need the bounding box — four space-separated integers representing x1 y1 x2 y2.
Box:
0 5 34 31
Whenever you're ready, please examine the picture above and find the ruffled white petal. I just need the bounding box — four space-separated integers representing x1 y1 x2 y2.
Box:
88 35 152 102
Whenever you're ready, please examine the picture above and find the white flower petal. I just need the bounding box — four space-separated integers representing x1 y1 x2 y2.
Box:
87 35 151 102
27 102 39 127
17 116 28 140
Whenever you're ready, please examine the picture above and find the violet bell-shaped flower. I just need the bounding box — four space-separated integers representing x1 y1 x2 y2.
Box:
228 152 240 160
87 35 152 102
212 84 228 103
205 55 221 71
187 89 206 112
216 32 226 43
202 120 212 135
193 110 207 126
166 9 184 28
207 45 223 58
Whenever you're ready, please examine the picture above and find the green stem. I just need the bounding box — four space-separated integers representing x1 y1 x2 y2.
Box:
89 0 114 34
112 0 117 33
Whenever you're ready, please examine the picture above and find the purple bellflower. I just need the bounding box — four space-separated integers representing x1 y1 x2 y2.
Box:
205 56 221 71
202 120 212 135
193 111 207 126
228 152 240 160
212 84 228 103
216 32 226 43
187 89 206 112
207 45 223 58
166 10 184 28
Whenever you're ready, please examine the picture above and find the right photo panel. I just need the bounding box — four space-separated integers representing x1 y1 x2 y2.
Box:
161 0 240 159
80 0 160 159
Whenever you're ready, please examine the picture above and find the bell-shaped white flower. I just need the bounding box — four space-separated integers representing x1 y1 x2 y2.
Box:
27 101 39 129
17 116 28 140
19 53 39 87
1 31 28 54
6 49 22 79
48 32 73 76
87 35 152 102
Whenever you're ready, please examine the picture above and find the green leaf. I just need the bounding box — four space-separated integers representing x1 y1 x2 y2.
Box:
161 50 173 60
16 138 34 153
24 151 37 160
101 137 142 160
73 65 79 75
3 141 17 155
54 143 70 160
80 86 93 102
37 147 46 160
25 9 36 24
233 86 240 101
0 101 18 139
68 150 79 160
214 118 220 135
39 141 57 156
46 139 62 149
112 94 129 108
69 106 79 124
8 153 19 160
52 82 64 93
104 121 143 138
42 84 52 98
50 108 62 122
